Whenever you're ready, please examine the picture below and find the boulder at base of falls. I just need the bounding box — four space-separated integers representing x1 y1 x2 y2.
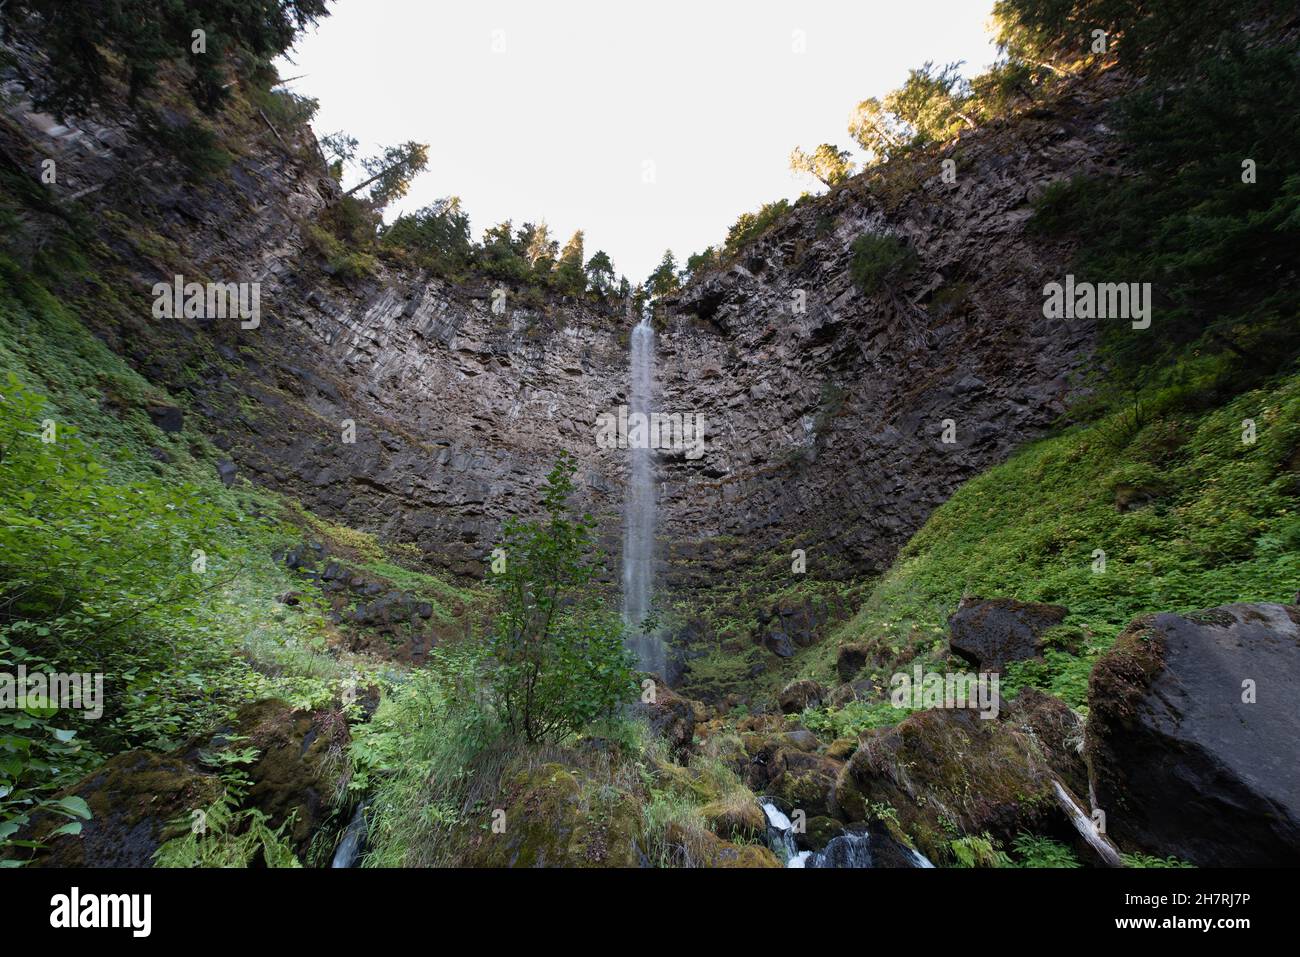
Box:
461 761 646 867
947 597 1069 670
1003 686 1088 798
631 675 699 756
805 821 929 868
1086 602 1300 867
833 705 1064 864
765 749 843 819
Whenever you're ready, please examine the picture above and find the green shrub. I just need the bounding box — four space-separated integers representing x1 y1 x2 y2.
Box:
486 452 638 743
850 233 918 294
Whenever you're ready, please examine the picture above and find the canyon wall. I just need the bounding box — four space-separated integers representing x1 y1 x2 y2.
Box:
4 41 1124 646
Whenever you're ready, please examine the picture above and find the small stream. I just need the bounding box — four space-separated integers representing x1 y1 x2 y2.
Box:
330 802 369 869
762 801 935 869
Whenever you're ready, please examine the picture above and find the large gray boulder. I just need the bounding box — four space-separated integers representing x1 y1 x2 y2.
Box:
1086 602 1300 866
947 597 1068 670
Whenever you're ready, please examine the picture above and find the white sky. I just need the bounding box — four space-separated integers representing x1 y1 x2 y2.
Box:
278 0 1000 282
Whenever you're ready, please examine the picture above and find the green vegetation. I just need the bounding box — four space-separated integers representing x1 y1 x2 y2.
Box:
800 698 915 739
1029 42 1300 382
849 233 918 295
350 650 499 867
486 453 638 744
949 832 1011 868
1011 833 1082 868
4 0 329 116
827 370 1300 704
152 741 301 868
0 256 390 862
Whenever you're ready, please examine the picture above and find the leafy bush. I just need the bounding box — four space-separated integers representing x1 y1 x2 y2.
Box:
0 636 95 864
0 374 235 681
850 233 918 294
486 452 638 743
949 832 1011 867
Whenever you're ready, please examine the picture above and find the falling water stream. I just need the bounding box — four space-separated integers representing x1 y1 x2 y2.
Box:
623 313 665 676
762 801 936 869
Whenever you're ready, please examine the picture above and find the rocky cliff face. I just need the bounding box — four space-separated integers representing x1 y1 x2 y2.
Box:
655 75 1126 605
4 42 1124 656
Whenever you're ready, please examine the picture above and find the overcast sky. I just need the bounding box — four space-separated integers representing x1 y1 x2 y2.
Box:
278 0 1000 282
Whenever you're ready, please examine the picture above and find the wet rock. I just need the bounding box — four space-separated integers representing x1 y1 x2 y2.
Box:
766 748 842 819
805 821 929 868
218 699 351 860
947 597 1069 670
796 815 846 852
1086 603 1300 866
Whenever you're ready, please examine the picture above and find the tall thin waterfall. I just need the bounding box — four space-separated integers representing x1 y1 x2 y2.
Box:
623 313 665 676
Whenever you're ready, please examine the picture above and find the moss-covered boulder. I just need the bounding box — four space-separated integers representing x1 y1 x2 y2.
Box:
947 597 1068 671
663 821 781 868
829 678 877 708
833 707 1060 863
701 798 768 842
1003 687 1087 797
826 737 858 761
766 748 842 819
797 815 846 852
463 762 645 867
23 751 222 867
218 698 351 859
632 677 699 756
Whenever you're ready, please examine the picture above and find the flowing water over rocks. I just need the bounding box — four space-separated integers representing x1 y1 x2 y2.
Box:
762 801 935 869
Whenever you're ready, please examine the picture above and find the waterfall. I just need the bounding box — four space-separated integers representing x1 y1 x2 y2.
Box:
623 313 665 676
